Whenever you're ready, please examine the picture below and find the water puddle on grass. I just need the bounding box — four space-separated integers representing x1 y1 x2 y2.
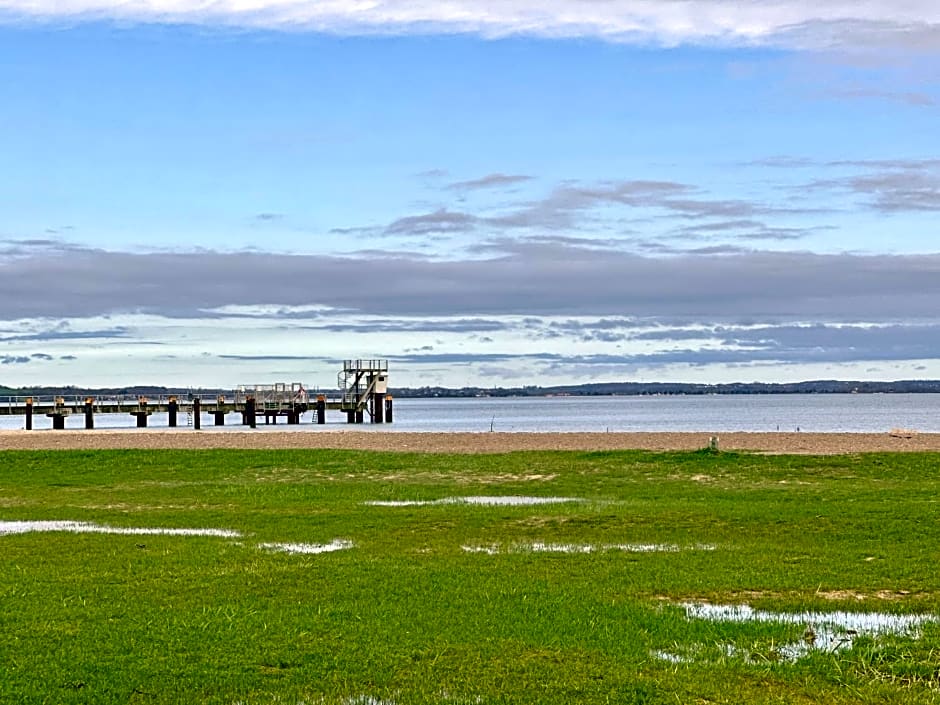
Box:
608 543 716 553
463 542 716 555
0 520 240 538
259 539 354 555
234 695 479 705
655 602 938 664
366 496 582 507
651 649 690 664
331 695 480 705
1 520 360 558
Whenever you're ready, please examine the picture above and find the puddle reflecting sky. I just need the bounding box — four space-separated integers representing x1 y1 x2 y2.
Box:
0 520 240 537
655 602 938 664
366 496 583 507
260 539 354 555
463 542 715 554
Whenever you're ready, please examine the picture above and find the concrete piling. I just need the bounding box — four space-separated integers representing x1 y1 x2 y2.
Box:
286 404 302 424
131 397 150 428
214 395 226 426
245 397 256 429
50 397 66 430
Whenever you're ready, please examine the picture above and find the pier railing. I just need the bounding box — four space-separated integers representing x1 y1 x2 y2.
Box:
0 393 240 410
0 389 394 428
0 363 393 428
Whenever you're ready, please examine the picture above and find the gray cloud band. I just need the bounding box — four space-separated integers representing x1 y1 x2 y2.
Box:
1 243 940 321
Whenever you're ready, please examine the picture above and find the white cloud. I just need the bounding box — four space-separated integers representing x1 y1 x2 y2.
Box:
1 0 938 50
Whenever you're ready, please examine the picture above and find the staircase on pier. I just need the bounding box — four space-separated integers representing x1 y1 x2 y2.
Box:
337 359 388 422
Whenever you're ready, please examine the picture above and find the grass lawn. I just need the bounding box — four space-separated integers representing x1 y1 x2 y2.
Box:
1 448 939 704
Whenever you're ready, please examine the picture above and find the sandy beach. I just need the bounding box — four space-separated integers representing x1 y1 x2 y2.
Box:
1 429 938 454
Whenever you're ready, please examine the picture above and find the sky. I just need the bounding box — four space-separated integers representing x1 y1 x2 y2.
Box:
0 1 939 390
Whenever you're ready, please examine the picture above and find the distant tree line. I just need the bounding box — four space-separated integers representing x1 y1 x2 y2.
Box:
0 385 223 398
4 379 940 399
388 379 940 397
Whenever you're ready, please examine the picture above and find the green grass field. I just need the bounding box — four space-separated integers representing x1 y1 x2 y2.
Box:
1 448 939 704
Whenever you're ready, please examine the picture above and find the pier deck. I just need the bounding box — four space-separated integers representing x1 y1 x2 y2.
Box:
0 360 393 429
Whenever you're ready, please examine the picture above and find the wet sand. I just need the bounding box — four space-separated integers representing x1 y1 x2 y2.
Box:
1 429 938 454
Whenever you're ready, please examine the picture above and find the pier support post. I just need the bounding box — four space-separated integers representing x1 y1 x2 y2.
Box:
245 397 256 429
346 410 355 424
372 392 384 423
385 395 393 424
25 398 32 431
168 398 178 427
131 399 149 428
316 396 326 425
355 410 364 424
214 395 226 426
84 398 94 430
50 397 66 430
193 398 201 430
288 405 302 425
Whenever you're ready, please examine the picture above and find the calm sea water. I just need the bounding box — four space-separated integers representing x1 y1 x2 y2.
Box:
2 394 939 433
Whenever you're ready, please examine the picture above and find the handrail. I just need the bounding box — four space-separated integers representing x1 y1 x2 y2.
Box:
0 392 347 407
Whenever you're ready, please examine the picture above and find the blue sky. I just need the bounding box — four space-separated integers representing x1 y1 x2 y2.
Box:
1 2 939 389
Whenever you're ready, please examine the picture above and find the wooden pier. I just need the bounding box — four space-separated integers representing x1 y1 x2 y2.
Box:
0 359 393 431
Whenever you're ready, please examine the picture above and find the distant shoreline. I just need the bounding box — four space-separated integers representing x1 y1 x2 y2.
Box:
6 380 940 399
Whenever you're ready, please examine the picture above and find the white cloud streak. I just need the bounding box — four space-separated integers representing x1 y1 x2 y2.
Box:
1 1 939 50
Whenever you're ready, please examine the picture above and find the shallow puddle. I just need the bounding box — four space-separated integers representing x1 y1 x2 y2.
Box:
682 601 933 634
463 542 715 554
655 602 938 664
609 543 716 553
337 693 480 705
0 520 240 538
651 649 689 664
259 539 354 555
366 496 582 507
